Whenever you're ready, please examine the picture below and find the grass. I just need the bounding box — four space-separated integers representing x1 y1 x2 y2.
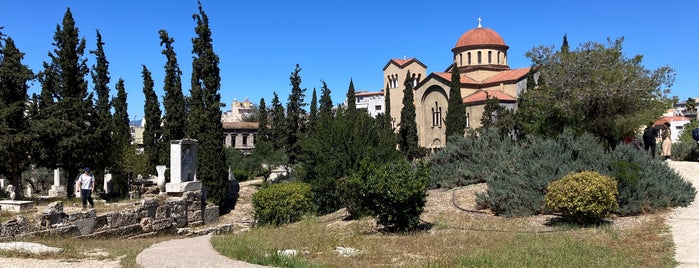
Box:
211 213 675 268
0 234 174 267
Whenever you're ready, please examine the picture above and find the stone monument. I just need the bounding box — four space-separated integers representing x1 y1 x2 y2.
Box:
48 168 66 198
103 173 113 194
166 139 201 193
156 165 167 192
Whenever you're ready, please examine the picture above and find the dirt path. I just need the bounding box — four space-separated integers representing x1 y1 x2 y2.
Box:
666 161 699 267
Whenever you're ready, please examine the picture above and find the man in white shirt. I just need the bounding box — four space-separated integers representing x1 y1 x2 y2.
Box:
77 167 95 209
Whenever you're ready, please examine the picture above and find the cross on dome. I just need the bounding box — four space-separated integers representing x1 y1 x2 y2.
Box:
477 17 482 28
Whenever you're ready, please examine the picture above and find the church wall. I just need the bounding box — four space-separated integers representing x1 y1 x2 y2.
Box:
417 85 448 148
454 48 507 69
465 104 486 130
384 62 427 129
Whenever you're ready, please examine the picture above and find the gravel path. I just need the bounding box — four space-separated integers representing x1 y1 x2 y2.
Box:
666 161 699 268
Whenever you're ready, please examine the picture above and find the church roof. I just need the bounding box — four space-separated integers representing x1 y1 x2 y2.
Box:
222 121 259 130
432 67 530 86
462 90 516 104
454 27 506 49
382 58 428 71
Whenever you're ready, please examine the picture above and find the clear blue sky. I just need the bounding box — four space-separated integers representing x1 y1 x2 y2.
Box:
2 0 696 120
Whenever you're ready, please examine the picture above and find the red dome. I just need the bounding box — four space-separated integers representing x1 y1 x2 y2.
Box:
454 27 506 48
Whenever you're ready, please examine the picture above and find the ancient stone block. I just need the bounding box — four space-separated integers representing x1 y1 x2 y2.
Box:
42 201 63 214
73 218 95 235
203 206 219 225
107 211 140 228
140 217 153 233
187 201 202 212
151 218 174 232
188 210 202 223
156 204 170 219
82 224 142 239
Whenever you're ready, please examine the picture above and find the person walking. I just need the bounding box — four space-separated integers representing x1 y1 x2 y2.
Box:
77 167 95 209
643 122 658 158
660 122 672 161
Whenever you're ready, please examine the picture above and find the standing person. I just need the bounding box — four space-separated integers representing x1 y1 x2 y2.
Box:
660 122 672 161
77 167 95 209
643 122 658 158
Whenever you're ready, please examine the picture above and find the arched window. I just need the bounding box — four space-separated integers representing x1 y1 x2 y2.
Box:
488 51 492 64
459 54 462 66
477 51 482 64
497 52 501 64
467 52 471 65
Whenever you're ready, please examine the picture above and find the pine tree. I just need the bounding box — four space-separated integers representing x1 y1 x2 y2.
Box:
346 78 356 114
319 80 333 117
285 64 306 164
269 92 286 150
445 63 465 138
398 71 421 160
190 1 228 210
257 98 268 143
160 30 186 142
142 65 164 172
90 30 114 173
0 36 34 199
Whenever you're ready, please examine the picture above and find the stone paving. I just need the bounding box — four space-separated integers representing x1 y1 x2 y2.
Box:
666 161 699 268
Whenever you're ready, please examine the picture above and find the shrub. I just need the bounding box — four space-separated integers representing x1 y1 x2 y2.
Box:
362 160 429 232
545 171 619 224
252 182 315 226
672 142 699 161
233 170 250 182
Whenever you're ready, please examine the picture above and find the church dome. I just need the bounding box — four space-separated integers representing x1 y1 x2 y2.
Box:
454 27 506 49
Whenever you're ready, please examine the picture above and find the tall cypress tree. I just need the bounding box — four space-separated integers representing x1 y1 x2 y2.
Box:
160 30 186 142
285 64 306 164
445 63 465 138
142 65 164 172
111 78 130 195
384 82 392 128
189 1 227 210
346 78 356 113
398 71 420 160
0 37 34 199
37 8 93 197
319 80 333 117
269 92 286 150
90 30 114 173
257 98 268 143
561 34 569 53
308 87 318 129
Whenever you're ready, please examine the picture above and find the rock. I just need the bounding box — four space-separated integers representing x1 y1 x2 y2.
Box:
335 246 363 257
42 202 63 214
0 242 63 254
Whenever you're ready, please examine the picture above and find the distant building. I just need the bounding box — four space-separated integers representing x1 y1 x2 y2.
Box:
345 91 385 118
129 119 145 153
223 121 258 155
673 97 698 119
654 115 691 142
384 19 531 149
222 97 255 123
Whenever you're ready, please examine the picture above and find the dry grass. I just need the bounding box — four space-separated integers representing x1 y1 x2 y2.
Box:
212 183 676 268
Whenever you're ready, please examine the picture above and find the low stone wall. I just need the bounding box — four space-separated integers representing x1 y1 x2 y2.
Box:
0 190 225 240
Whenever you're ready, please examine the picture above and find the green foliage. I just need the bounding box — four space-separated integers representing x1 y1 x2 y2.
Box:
522 37 674 147
141 65 165 172
445 63 465 138
346 79 356 113
318 80 333 117
361 160 429 232
298 109 400 214
433 129 695 217
672 142 699 162
678 119 699 145
256 98 269 143
285 64 307 164
398 71 424 160
252 182 315 226
545 171 619 224
269 92 286 150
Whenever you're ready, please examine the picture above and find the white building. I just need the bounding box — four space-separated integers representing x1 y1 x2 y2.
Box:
347 91 385 118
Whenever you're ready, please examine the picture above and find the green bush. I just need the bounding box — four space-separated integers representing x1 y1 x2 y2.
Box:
672 142 699 161
233 170 250 182
360 160 429 232
252 182 315 226
545 171 619 224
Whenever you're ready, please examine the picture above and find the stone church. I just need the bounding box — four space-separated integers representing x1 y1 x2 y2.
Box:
384 20 531 150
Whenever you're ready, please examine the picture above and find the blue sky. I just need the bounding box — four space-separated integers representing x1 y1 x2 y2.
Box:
2 0 696 120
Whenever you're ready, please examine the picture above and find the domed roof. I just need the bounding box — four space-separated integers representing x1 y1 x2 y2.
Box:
454 27 506 48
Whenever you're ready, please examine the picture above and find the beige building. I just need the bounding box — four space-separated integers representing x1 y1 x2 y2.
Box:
384 21 531 149
222 97 255 123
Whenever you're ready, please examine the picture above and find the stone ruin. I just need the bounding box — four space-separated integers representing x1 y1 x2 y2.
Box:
0 190 228 240
166 139 201 193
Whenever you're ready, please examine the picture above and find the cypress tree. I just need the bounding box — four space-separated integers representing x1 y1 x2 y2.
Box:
111 78 130 195
142 65 164 172
257 98 268 143
0 37 34 199
445 63 465 138
160 30 186 142
398 71 421 160
346 78 356 113
561 34 569 53
190 1 227 210
309 87 318 124
285 64 306 164
37 8 93 197
319 80 333 117
90 30 114 173
269 92 286 150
